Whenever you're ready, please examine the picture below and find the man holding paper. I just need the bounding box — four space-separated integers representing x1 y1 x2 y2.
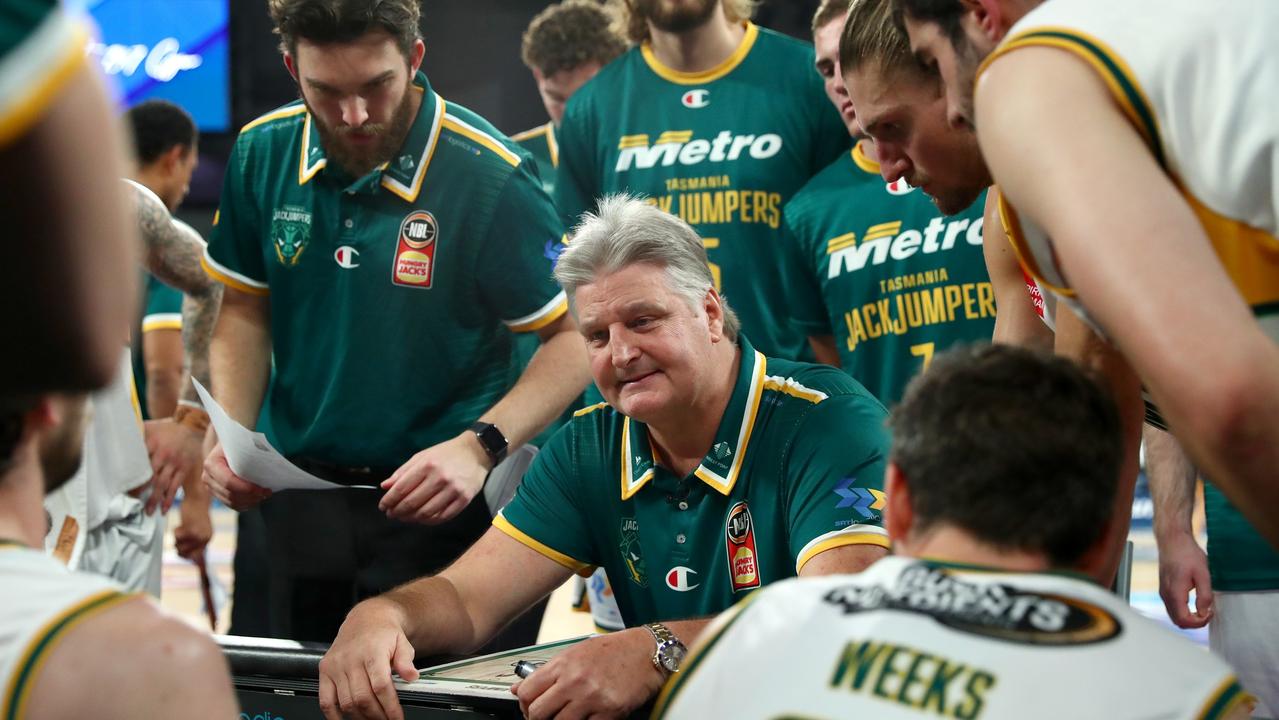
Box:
199 0 588 643
319 195 892 720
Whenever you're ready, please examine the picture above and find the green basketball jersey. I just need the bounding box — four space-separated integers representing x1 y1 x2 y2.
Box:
0 1 87 146
555 23 851 362
784 142 994 405
511 122 558 197
495 336 891 627
132 273 184 420
205 72 568 466
1204 483 1279 591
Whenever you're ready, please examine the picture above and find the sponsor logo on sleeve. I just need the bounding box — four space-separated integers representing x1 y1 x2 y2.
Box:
665 566 700 592
619 517 648 588
725 501 761 593
391 210 438 288
833 477 886 519
271 206 312 267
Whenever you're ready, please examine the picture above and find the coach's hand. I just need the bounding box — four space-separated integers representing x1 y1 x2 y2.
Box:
319 598 419 720
511 629 664 720
379 433 488 524
139 418 203 515
1157 530 1214 629
202 442 273 511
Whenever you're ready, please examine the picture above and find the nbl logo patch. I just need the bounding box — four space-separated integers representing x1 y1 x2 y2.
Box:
391 210 438 288
725 501 761 593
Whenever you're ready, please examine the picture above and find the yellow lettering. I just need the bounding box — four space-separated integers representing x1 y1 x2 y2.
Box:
702 237 721 292
954 671 996 720
829 640 890 690
962 282 979 319
921 288 946 324
978 282 996 317
845 309 867 352
723 190 740 223
944 285 963 320
864 302 882 338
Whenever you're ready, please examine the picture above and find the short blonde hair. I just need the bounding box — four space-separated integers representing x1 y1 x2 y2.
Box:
613 0 758 44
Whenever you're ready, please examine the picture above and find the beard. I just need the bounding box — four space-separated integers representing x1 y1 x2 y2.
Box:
634 0 720 34
305 86 417 178
39 398 88 494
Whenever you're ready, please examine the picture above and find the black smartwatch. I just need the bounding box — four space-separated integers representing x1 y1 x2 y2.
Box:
469 421 508 466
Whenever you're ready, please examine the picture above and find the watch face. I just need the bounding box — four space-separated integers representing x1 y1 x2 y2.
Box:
661 643 687 672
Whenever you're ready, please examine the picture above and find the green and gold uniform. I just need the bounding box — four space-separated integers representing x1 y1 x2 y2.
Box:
784 142 994 404
132 273 184 420
203 72 566 642
1205 486 1279 591
204 71 567 466
555 23 851 364
495 336 890 625
511 122 558 198
0 0 88 147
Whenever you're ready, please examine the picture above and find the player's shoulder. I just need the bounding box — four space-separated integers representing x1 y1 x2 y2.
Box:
763 354 884 410
747 25 819 79
563 47 642 117
236 99 307 142
437 99 526 171
510 122 551 144
786 149 879 217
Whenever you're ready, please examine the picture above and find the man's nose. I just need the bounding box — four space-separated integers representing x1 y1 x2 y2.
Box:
340 96 368 128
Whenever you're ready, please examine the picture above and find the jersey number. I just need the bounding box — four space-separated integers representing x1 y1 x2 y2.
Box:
703 237 722 292
910 342 935 371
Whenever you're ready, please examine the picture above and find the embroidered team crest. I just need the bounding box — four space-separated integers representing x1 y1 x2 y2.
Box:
619 517 648 588
391 210 439 288
271 206 312 266
725 502 761 592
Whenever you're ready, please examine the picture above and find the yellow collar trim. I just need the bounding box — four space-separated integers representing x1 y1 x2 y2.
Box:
381 89 443 203
851 140 880 175
641 22 758 85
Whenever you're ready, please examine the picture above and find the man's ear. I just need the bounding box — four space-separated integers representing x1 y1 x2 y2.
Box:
409 38 425 74
967 0 1005 41
884 462 914 547
703 287 725 342
283 53 299 82
161 144 186 172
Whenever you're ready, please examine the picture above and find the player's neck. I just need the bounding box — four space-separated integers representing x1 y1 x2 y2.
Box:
646 9 746 75
856 138 878 164
905 526 1055 574
0 462 50 548
649 344 741 477
130 168 168 205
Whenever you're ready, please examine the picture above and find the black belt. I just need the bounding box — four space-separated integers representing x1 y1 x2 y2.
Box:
290 457 400 487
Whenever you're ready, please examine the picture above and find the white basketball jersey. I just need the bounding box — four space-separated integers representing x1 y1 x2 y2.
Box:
654 556 1249 720
983 0 1279 339
44 349 151 568
0 543 131 719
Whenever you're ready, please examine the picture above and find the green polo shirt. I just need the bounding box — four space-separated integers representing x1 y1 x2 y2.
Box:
132 273 184 420
0 1 88 147
511 122 557 197
495 336 891 626
783 141 994 405
204 72 568 466
555 23 850 363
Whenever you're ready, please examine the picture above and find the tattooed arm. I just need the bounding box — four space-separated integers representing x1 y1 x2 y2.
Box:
130 182 223 515
131 182 223 404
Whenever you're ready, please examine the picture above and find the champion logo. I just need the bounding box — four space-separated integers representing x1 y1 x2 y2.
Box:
886 177 914 195
681 89 710 109
665 566 700 592
334 246 360 268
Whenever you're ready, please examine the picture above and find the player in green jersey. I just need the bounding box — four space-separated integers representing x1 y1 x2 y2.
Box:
783 0 993 406
136 275 184 421
201 0 589 642
319 196 891 720
1 0 140 394
555 0 851 364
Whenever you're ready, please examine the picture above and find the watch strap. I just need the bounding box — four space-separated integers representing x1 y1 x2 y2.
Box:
469 421 508 465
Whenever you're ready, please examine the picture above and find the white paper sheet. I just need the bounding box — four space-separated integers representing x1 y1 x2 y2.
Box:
193 379 357 491
395 636 591 702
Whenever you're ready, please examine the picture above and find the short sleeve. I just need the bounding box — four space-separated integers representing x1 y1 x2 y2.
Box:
204 137 270 295
552 95 598 234
494 423 595 573
779 205 831 336
140 275 183 332
784 393 892 573
478 160 568 333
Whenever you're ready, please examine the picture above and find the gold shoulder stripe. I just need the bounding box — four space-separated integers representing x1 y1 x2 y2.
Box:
442 114 520 167
509 123 550 142
492 513 590 573
0 17 88 147
239 105 307 135
762 376 827 404
3 590 135 720
573 402 609 418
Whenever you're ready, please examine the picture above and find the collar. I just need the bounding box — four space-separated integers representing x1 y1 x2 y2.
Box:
640 22 758 85
851 139 879 175
620 336 767 500
297 71 445 203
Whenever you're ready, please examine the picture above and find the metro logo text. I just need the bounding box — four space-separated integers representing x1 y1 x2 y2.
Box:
827 217 985 279
616 130 783 172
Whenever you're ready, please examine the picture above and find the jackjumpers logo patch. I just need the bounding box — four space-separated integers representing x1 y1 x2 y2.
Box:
271 206 312 266
725 501 761 593
620 517 648 588
391 210 439 288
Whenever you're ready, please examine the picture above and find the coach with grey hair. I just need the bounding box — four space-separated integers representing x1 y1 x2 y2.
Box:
320 195 892 720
